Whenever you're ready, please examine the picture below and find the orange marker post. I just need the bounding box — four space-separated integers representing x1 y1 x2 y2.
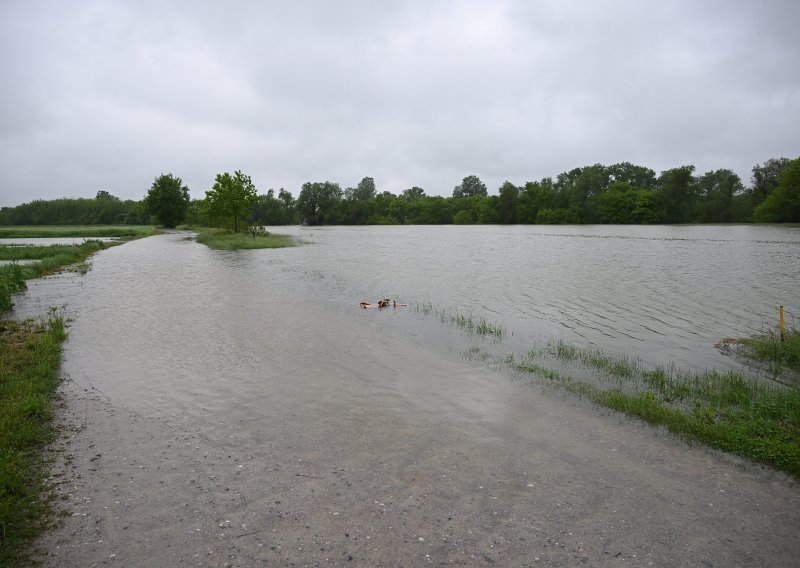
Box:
779 305 785 342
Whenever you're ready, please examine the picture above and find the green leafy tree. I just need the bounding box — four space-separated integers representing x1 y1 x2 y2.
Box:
342 176 377 224
204 170 259 232
144 173 190 228
297 181 343 225
606 162 658 189
401 186 426 200
370 191 405 224
452 175 488 198
536 207 579 224
695 169 744 222
278 189 296 223
516 179 555 223
497 181 519 224
348 176 377 201
750 157 790 209
251 189 292 225
451 196 497 224
656 166 696 223
754 158 800 222
594 182 658 224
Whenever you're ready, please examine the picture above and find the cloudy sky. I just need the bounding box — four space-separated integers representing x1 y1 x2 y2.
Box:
1 0 798 205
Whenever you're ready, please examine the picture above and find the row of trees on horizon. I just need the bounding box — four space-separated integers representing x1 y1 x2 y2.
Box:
1 157 798 228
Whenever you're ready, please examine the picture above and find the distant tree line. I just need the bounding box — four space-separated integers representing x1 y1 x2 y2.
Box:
1 157 797 227
0 190 148 225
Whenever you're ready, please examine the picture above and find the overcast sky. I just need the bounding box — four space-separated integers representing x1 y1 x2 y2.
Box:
1 0 798 205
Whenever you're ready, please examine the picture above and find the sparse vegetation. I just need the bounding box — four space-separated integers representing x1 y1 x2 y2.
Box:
413 301 505 340
494 340 800 478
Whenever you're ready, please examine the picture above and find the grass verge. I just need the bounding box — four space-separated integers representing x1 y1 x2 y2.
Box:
0 225 159 239
193 227 297 250
501 341 800 478
0 316 66 565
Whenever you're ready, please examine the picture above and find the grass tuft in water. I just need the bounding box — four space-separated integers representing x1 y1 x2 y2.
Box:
741 328 800 375
194 227 297 250
412 301 505 340
0 316 66 566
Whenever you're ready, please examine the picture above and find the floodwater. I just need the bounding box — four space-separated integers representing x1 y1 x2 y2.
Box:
13 226 800 566
11 225 800 404
277 224 799 372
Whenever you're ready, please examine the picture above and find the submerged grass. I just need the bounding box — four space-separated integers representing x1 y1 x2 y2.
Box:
0 240 111 312
193 227 297 250
741 328 800 375
0 316 66 565
413 301 505 340
505 340 800 478
0 225 158 239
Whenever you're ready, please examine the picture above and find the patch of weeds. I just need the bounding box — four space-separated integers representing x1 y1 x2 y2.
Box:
741 328 800 375
0 316 67 566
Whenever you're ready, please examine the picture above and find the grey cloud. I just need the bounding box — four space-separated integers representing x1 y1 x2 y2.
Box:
1 0 798 205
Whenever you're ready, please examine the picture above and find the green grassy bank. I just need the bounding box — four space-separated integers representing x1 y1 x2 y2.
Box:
0 317 66 565
192 227 297 250
0 225 158 239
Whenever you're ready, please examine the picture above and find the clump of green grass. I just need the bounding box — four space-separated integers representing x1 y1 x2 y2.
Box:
194 227 297 250
0 225 158 239
741 328 800 375
0 316 66 566
412 301 505 340
507 341 800 478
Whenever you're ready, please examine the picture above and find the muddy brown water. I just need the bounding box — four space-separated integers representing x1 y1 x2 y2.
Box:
12 228 800 566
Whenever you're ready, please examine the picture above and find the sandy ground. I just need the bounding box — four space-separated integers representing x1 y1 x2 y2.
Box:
24 234 800 567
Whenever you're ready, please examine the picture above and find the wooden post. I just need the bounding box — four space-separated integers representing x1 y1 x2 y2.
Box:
780 305 785 342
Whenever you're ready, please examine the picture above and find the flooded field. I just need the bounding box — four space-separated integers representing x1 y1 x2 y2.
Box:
275 224 799 372
12 227 800 567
